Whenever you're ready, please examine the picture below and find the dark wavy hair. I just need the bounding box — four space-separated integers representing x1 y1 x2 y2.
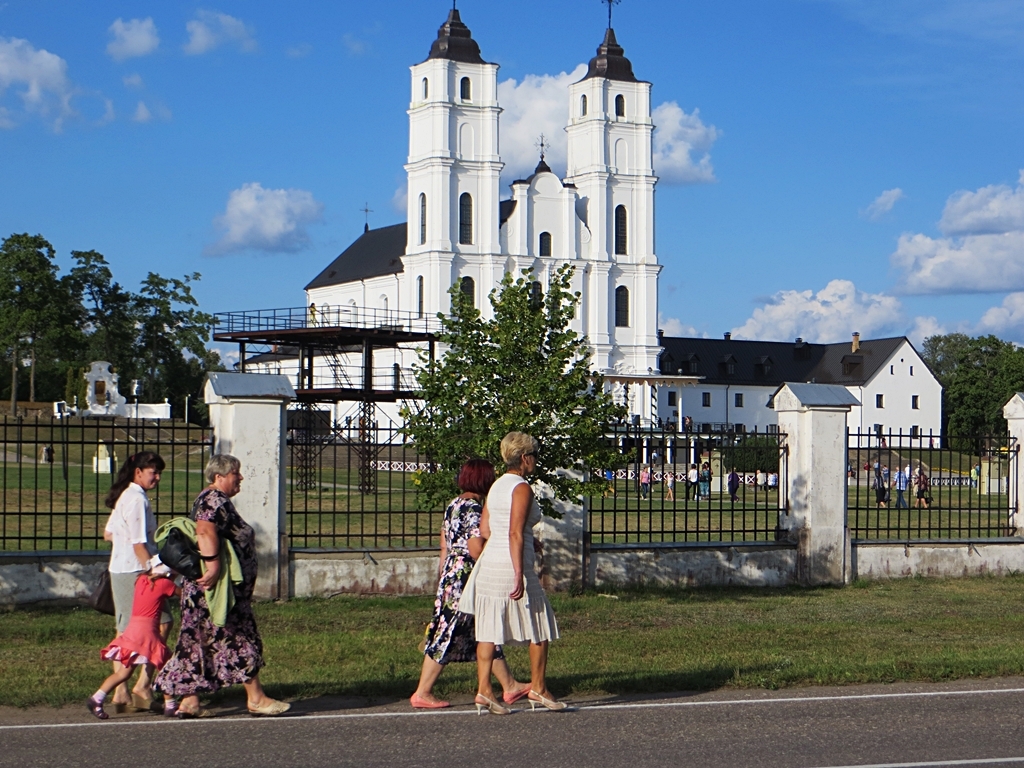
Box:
457 459 496 496
104 451 166 509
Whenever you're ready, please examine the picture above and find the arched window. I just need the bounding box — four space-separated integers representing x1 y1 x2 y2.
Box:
418 193 427 245
615 94 625 117
539 231 552 257
459 193 473 245
615 286 629 327
614 205 628 255
460 77 471 101
460 276 475 308
422 77 429 100
580 94 588 116
530 281 543 311
380 294 389 313
416 276 424 318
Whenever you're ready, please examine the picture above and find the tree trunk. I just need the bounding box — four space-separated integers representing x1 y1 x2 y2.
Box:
29 344 35 402
10 342 17 417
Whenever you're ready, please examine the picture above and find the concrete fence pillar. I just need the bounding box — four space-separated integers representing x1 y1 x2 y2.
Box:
534 472 585 592
1002 394 1024 535
773 383 860 586
204 372 295 601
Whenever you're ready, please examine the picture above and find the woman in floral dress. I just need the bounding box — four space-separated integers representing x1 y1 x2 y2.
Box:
153 454 289 718
410 459 530 709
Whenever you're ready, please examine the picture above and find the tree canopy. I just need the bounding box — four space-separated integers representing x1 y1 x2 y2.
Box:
402 264 627 516
0 233 222 419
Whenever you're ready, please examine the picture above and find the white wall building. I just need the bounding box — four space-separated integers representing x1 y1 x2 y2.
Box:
657 333 942 437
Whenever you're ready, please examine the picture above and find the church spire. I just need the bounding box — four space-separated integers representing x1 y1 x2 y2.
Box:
583 27 638 82
425 7 486 64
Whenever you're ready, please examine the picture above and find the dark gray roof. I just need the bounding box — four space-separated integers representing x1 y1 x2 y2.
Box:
305 223 406 290
581 28 639 83
500 199 517 225
658 335 910 387
425 9 487 64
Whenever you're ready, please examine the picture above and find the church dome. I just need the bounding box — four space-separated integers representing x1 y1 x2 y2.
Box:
582 28 637 82
426 9 486 64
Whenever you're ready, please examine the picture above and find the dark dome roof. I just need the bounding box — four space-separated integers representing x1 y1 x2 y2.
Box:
582 28 638 82
426 9 486 64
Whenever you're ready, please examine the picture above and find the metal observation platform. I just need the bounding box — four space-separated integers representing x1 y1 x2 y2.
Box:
213 305 440 404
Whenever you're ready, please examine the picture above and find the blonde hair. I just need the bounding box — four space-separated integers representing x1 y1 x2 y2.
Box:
205 454 240 485
500 431 538 470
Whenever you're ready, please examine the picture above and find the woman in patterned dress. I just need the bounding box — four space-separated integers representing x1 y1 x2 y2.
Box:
409 459 530 709
153 454 289 718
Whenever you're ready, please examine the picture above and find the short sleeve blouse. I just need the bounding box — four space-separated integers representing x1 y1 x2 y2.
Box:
106 483 156 574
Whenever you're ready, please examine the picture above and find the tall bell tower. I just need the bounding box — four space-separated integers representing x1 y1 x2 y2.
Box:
403 9 502 317
565 24 661 375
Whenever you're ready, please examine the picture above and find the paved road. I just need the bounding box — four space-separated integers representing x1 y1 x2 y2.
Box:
4 679 1024 768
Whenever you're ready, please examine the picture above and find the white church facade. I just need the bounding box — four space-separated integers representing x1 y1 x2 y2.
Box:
300 9 665 425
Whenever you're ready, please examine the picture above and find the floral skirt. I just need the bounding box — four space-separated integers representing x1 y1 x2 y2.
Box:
153 581 264 697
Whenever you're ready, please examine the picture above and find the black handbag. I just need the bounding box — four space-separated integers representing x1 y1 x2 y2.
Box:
87 570 116 616
158 527 204 581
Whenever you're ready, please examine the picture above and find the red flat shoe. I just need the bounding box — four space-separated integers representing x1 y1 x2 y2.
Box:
410 693 450 709
503 686 531 705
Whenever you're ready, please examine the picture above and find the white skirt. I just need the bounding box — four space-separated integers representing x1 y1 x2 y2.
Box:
461 556 559 645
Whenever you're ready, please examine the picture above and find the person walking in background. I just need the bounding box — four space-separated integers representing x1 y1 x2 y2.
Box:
874 463 888 509
755 468 765 491
461 432 565 714
103 452 170 713
892 465 909 509
687 463 699 500
727 467 740 503
602 468 616 497
915 468 931 509
410 460 530 710
639 465 651 500
664 471 676 502
698 462 712 501
768 471 779 491
87 570 180 720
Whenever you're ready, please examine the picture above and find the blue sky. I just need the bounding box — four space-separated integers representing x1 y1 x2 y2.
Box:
2 0 1023 360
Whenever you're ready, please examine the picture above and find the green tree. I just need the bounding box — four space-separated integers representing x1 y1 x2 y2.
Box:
403 265 626 516
69 250 140 374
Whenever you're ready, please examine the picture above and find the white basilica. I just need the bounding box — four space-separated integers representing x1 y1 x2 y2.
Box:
300 9 665 424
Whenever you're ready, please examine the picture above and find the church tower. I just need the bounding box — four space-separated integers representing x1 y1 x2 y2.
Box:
403 9 502 317
565 26 661 377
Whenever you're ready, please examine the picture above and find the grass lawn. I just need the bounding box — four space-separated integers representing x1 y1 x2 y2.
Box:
5 576 1024 708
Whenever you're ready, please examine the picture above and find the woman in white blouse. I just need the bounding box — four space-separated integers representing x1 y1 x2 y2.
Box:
103 451 168 712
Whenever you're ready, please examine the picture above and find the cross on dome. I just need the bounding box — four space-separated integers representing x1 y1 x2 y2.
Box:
604 0 622 29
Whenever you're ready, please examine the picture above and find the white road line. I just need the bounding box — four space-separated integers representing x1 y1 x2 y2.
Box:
3 686 1024 732
813 758 1024 767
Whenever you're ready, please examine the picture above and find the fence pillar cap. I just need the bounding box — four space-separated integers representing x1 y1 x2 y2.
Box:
1003 393 1024 420
204 372 296 404
771 382 860 413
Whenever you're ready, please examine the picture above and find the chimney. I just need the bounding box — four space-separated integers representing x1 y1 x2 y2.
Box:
852 332 861 353
795 338 803 344
724 332 732 341
657 328 664 343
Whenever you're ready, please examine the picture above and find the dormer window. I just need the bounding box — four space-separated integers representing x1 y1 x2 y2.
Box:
580 94 587 116
719 355 737 377
460 77 471 101
755 356 773 379
842 354 863 376
681 354 699 374
615 94 625 117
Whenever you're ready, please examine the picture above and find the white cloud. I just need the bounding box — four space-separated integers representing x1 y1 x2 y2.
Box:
184 11 257 56
891 171 1024 294
392 185 408 214
98 98 115 124
286 43 311 58
207 182 324 255
907 315 946 346
342 34 367 56
658 314 699 337
652 102 719 184
132 101 151 123
497 65 586 181
122 73 143 89
862 187 904 220
106 18 159 61
731 279 904 343
0 37 74 129
939 170 1024 236
979 293 1024 337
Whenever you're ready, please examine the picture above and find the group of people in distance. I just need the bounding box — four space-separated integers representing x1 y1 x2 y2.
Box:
871 461 932 510
411 431 566 714
88 451 289 720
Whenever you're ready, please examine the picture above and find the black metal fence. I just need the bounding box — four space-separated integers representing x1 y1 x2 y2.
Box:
1 416 213 552
286 421 442 549
588 426 789 545
847 429 1017 541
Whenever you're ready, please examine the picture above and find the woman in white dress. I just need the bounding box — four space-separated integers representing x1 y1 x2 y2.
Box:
462 432 565 715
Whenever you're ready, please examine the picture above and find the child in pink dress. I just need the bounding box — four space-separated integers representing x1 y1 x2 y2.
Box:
88 571 179 720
